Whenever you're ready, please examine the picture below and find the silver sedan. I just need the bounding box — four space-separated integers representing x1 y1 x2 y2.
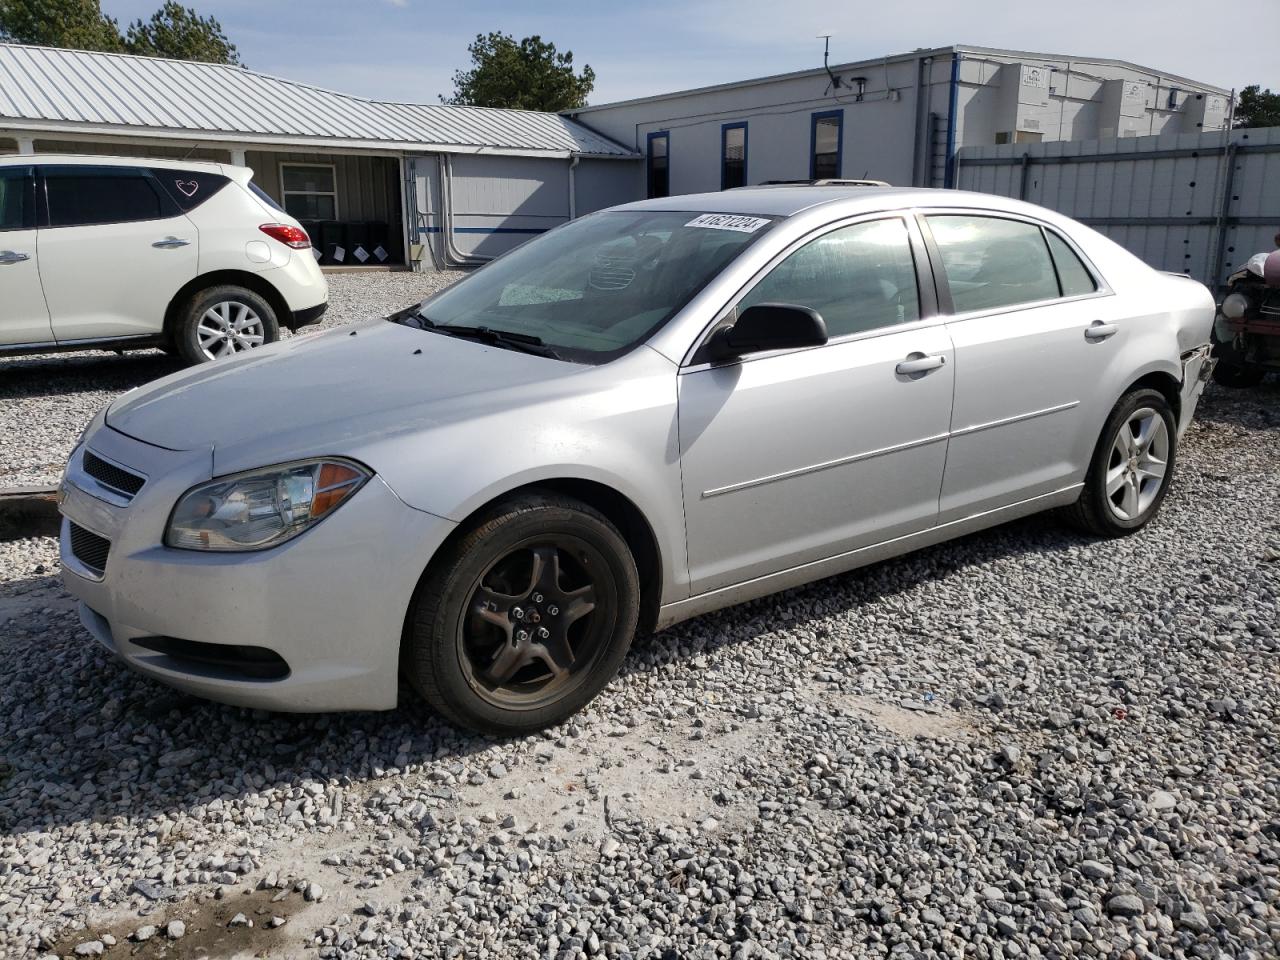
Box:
58 187 1216 735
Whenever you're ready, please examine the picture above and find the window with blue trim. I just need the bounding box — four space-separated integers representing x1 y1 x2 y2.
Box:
721 122 747 190
810 110 843 180
646 131 670 199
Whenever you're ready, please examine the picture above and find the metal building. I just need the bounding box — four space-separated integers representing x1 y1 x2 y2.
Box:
567 44 1232 198
0 42 640 268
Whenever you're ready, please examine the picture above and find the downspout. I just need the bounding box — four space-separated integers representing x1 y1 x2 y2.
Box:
944 53 961 189
568 155 580 220
912 55 932 187
438 153 490 267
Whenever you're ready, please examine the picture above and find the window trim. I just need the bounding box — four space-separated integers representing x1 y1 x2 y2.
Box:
720 121 748 191
279 162 338 221
0 165 36 232
645 130 670 199
36 164 180 229
683 211 941 369
915 209 1112 323
809 109 844 180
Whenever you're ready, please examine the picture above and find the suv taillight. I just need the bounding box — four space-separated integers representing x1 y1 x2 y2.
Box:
259 223 311 249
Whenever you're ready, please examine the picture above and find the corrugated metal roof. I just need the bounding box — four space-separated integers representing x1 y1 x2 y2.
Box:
0 43 637 158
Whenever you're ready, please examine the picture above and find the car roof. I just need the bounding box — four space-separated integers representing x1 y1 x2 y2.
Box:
613 186 1042 221
2 154 240 175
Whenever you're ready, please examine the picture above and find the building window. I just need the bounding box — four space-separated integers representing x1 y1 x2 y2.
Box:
646 131 669 199
721 122 747 190
280 163 337 220
810 110 842 180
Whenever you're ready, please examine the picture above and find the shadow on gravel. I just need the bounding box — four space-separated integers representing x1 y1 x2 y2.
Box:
0 351 182 400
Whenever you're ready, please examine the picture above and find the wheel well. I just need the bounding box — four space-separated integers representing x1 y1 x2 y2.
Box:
163 270 293 343
1125 371 1181 421
426 480 665 636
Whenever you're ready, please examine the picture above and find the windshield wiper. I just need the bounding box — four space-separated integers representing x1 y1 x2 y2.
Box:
419 317 562 360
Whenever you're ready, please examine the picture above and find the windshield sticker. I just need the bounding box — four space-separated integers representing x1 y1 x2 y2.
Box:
174 179 199 198
685 214 770 234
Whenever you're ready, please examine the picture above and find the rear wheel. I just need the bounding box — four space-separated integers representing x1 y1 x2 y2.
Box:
1065 388 1177 537
175 285 279 365
404 492 639 736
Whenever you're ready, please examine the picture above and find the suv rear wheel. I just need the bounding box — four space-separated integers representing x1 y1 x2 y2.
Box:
175 285 279 365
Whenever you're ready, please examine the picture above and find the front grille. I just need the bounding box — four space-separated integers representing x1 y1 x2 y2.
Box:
69 522 111 575
83 451 145 499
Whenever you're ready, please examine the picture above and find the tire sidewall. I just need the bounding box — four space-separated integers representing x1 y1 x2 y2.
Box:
409 500 639 736
176 285 279 365
1087 388 1178 534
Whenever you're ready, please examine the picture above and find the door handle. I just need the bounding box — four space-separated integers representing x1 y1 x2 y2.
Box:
152 236 192 249
0 250 30 264
895 353 947 376
1084 320 1118 341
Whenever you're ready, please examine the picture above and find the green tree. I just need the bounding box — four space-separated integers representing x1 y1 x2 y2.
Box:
0 0 124 52
124 1 239 64
0 0 240 65
444 32 594 111
1234 85 1280 128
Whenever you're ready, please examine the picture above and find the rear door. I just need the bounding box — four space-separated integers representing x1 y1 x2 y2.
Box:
0 164 52 346
36 165 199 343
923 212 1117 522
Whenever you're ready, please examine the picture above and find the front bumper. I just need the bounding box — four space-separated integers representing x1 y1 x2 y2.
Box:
58 426 455 712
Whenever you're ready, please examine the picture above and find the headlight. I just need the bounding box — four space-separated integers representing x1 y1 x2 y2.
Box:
166 459 370 552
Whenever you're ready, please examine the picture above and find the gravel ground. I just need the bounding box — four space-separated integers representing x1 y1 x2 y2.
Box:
0 270 462 488
0 376 1277 959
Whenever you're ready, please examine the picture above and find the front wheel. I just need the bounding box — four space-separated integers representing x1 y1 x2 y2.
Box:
404 492 640 736
175 285 279 365
1065 388 1177 537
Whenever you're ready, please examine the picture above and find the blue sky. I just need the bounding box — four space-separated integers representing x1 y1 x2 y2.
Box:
101 0 1277 106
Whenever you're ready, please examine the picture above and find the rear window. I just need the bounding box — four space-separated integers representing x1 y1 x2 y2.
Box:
43 166 178 227
150 169 229 212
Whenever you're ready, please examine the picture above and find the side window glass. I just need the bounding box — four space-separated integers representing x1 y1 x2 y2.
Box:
44 167 175 227
150 169 230 212
0 168 30 231
928 215 1059 313
737 217 921 338
1046 229 1098 297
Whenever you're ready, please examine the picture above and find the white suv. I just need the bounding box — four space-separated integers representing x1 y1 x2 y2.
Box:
0 155 328 364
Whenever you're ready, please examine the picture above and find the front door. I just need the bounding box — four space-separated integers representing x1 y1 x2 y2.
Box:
923 213 1120 522
37 165 199 343
0 164 52 347
678 216 955 595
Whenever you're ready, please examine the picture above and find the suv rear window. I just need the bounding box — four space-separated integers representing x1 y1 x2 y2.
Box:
0 166 32 231
150 169 229 211
43 166 178 227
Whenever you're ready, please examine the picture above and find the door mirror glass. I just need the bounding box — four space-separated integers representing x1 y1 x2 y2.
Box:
713 303 828 359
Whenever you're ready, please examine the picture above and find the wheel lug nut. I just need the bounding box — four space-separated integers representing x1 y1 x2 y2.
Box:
537 627 550 639
516 629 529 642
548 605 559 616
511 607 524 621
532 592 544 603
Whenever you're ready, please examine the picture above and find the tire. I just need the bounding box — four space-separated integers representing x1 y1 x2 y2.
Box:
1065 388 1177 538
404 491 640 736
1211 361 1266 389
175 285 279 365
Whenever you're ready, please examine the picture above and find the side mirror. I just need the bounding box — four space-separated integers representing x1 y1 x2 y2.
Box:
708 303 828 361
1265 250 1280 289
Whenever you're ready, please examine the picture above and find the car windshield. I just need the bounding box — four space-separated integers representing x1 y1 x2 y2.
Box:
400 210 776 363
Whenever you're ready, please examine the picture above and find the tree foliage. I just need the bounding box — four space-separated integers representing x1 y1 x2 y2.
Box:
1234 85 1280 129
0 0 240 64
124 2 239 64
444 32 594 111
0 0 123 52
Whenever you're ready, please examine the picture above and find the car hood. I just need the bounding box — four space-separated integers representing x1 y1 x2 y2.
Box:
106 320 586 461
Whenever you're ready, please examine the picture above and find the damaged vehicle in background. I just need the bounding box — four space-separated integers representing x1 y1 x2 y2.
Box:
58 186 1216 736
1212 244 1280 387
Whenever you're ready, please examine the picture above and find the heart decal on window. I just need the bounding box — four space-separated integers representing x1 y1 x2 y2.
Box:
175 180 199 198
